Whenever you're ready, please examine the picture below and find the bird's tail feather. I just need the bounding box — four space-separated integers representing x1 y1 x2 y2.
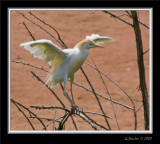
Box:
45 61 60 88
45 71 58 88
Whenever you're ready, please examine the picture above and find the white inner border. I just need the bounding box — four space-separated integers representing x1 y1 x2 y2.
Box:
8 8 153 134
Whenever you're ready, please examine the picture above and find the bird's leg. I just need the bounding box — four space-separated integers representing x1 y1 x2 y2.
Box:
70 74 75 105
63 74 75 107
70 75 83 114
63 74 82 114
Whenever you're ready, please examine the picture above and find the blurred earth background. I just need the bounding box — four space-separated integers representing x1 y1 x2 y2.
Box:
10 10 150 131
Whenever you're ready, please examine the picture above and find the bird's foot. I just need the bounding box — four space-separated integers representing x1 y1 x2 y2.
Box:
71 105 83 115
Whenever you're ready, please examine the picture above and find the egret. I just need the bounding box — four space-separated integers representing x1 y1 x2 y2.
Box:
20 34 114 107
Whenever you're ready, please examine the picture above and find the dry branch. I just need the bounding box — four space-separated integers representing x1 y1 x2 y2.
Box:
102 10 133 27
131 11 149 130
28 12 67 49
80 67 111 130
11 60 49 72
11 100 35 130
11 98 46 130
91 58 120 130
30 71 66 108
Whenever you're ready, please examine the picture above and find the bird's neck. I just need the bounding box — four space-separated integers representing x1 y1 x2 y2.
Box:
74 46 89 55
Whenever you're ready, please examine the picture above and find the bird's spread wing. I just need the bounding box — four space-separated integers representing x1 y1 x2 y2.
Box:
20 39 67 65
85 34 114 45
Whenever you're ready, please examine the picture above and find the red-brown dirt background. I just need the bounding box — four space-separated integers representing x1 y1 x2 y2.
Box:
10 10 150 131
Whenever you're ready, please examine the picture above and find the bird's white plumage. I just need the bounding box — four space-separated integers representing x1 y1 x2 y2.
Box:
20 34 114 90
20 39 67 66
85 34 114 45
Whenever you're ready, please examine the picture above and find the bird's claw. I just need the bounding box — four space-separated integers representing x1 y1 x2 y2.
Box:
71 105 83 115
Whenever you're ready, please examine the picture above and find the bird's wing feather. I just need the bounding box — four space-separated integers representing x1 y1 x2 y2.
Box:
85 34 114 45
20 39 67 65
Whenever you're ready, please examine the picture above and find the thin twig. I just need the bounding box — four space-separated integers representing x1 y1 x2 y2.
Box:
11 60 49 72
76 113 99 130
58 112 70 130
11 98 46 130
16 11 65 48
11 100 35 130
85 62 133 104
80 67 111 130
91 58 120 130
19 22 36 41
43 121 54 130
30 105 69 112
73 81 134 110
83 111 113 119
53 109 57 130
29 115 62 122
125 10 150 29
102 10 133 27
85 61 137 130
70 115 78 130
28 12 67 49
143 49 149 55
30 71 66 108
125 11 132 18
81 111 108 130
136 104 143 113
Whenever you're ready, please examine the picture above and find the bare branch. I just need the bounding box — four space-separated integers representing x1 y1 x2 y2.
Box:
28 12 68 49
85 61 137 130
81 111 108 130
58 112 70 130
131 11 149 130
30 105 69 112
102 10 133 27
143 49 149 55
16 11 65 48
76 113 99 130
80 67 111 130
11 98 46 130
125 10 150 29
73 81 134 110
19 22 36 41
11 100 35 130
53 109 57 130
29 115 62 122
83 110 113 119
70 115 78 130
136 104 143 113
11 60 49 72
91 58 120 130
30 71 66 108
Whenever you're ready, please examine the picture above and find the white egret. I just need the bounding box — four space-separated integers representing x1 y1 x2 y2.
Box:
20 34 114 107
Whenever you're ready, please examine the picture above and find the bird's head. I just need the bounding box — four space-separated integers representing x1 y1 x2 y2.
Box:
75 39 104 50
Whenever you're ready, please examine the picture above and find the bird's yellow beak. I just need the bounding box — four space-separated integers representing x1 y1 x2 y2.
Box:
94 44 105 48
